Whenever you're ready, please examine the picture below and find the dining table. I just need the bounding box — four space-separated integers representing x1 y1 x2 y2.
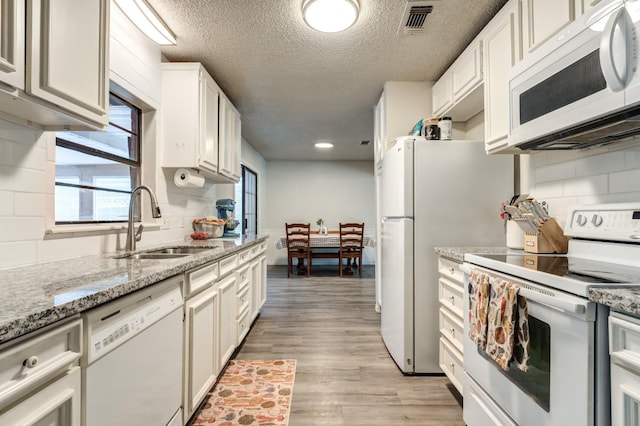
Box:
276 231 375 275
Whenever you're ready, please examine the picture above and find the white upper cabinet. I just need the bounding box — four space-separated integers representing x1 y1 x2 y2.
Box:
0 0 25 90
0 0 109 130
218 96 241 182
482 0 522 154
521 0 575 56
161 62 241 183
432 39 483 121
432 72 453 118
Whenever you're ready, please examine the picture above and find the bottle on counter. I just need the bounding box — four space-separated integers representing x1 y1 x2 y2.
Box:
438 117 452 140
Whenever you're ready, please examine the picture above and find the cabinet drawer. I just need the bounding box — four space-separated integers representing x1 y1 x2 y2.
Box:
0 318 82 408
236 306 251 345
438 257 463 283
610 312 640 372
236 264 250 293
185 262 218 298
250 241 267 257
237 285 251 316
237 248 252 266
219 254 238 278
439 337 463 394
439 277 464 318
440 308 464 353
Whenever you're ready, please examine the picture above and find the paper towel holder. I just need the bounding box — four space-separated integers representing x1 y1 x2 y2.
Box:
174 168 205 188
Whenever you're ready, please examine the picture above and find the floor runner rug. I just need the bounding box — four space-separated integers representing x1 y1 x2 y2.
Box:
192 359 297 426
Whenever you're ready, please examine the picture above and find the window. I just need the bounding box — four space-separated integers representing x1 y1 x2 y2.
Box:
235 165 258 235
55 94 142 224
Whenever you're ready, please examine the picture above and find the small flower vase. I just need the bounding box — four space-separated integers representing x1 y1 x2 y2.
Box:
321 226 327 235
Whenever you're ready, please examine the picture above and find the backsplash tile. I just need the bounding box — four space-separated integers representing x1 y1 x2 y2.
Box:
0 241 36 269
0 191 14 216
528 144 640 223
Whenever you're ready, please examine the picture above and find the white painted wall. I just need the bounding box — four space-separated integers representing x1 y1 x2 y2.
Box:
264 160 376 265
523 144 640 226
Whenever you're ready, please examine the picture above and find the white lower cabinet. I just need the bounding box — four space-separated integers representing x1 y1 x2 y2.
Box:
438 255 464 394
609 311 640 426
216 273 238 372
0 367 81 426
183 286 219 421
0 318 83 426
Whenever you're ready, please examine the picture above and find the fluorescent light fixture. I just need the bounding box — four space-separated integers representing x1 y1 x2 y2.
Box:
302 0 359 33
314 142 334 149
114 0 177 45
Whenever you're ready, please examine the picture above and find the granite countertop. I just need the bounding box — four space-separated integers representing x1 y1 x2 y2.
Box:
0 234 269 345
589 287 640 317
434 246 522 263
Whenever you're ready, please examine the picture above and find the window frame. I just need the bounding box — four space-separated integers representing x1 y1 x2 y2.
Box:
53 93 143 225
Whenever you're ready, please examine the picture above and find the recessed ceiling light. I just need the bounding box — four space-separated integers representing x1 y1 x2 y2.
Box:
314 142 334 149
302 0 359 33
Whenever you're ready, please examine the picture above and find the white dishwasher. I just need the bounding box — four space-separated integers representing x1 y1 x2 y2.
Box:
82 275 183 426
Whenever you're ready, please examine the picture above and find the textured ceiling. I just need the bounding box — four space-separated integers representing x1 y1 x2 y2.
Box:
149 0 508 160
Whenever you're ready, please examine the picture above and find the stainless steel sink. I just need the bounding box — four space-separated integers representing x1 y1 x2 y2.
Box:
146 247 212 255
127 253 190 260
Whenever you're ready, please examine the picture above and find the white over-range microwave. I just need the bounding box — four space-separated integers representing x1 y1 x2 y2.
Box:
509 0 640 151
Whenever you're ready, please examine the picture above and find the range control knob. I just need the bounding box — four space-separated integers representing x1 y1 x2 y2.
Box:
576 214 588 226
591 214 603 227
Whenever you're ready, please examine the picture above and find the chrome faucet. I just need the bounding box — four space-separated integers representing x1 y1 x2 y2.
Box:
125 185 162 252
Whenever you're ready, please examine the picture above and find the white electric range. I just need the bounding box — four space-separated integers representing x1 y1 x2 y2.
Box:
462 202 640 426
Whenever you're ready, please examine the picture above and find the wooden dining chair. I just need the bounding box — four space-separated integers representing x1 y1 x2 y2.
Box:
285 223 311 278
339 223 364 277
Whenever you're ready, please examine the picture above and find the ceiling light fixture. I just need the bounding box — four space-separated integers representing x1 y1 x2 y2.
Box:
302 0 359 33
114 0 177 45
314 142 334 149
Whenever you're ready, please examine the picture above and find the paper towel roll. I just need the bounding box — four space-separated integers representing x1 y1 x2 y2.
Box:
174 168 205 188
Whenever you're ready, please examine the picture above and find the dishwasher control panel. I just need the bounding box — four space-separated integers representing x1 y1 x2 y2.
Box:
83 278 183 364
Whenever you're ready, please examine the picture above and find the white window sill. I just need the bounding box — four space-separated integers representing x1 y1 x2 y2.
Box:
45 222 162 239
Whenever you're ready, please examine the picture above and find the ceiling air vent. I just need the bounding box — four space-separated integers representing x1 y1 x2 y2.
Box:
398 1 434 36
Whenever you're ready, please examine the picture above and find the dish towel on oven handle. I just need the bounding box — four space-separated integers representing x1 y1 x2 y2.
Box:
467 269 491 350
485 278 530 372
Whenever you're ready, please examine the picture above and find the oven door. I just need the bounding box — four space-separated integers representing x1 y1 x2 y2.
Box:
462 265 597 426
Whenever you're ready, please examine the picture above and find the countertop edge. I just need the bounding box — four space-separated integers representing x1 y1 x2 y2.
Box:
0 235 269 345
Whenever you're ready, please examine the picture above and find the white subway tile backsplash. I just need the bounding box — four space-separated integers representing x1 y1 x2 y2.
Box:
0 191 14 216
530 181 564 199
576 192 640 205
0 241 37 269
0 166 45 194
609 169 640 193
0 217 46 242
14 193 45 217
0 119 39 145
7 141 46 171
535 162 576 183
576 151 626 177
563 175 608 197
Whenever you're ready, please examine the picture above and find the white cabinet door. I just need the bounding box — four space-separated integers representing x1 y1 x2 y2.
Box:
216 273 237 371
432 71 453 117
575 0 601 15
483 0 521 153
199 73 220 172
451 40 483 103
183 286 219 420
28 0 109 127
0 0 25 89
219 97 241 182
249 258 261 321
522 0 575 55
0 367 81 426
259 255 267 309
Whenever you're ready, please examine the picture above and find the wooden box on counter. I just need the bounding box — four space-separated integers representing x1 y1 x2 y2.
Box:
523 218 569 254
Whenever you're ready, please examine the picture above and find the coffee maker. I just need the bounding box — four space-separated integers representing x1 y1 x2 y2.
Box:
216 198 240 237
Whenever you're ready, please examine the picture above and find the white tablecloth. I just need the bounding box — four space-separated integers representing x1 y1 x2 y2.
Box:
275 234 375 250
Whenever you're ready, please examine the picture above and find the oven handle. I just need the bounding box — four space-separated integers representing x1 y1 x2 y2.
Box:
462 263 587 315
517 287 586 315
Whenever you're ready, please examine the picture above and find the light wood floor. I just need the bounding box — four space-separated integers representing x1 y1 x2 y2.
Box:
234 265 464 425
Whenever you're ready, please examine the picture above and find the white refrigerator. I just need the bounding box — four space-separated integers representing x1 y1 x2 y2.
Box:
380 136 513 374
